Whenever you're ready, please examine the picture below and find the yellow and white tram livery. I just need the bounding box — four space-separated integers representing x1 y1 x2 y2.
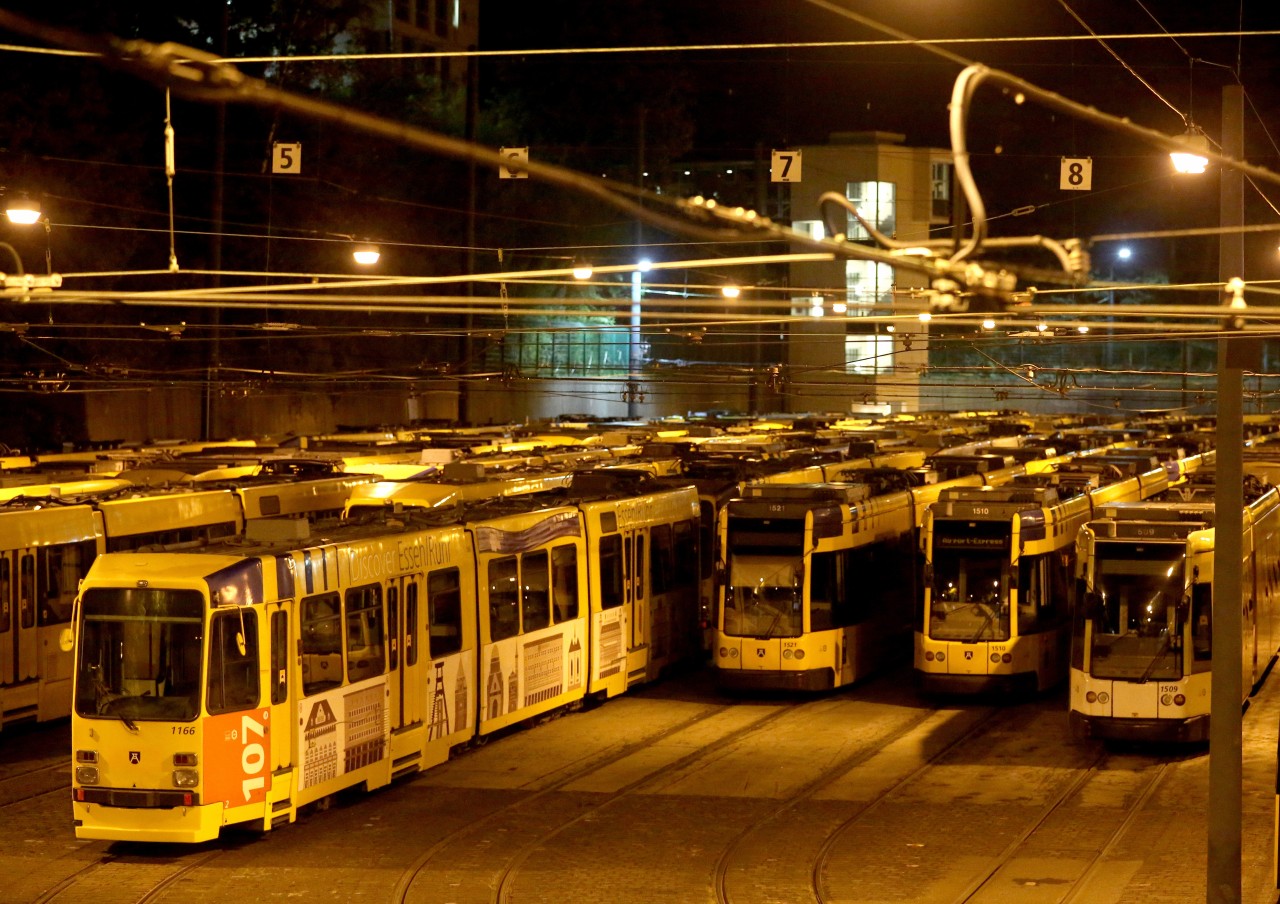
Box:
1069 470 1280 742
914 453 1199 694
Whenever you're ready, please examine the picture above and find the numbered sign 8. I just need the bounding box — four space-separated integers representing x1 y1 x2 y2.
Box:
1060 156 1092 191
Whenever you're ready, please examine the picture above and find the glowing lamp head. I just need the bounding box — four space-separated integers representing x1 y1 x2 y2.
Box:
352 244 381 265
5 194 40 225
1170 129 1210 175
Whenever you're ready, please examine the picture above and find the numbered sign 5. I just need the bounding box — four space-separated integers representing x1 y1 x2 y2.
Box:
772 149 802 183
1060 157 1092 191
499 147 530 179
273 142 302 175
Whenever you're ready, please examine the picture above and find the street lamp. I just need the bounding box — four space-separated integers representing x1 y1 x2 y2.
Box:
4 192 40 225
1169 127 1210 174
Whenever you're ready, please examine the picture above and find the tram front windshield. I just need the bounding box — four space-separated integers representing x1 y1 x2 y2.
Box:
928 522 1012 642
724 555 803 638
1088 543 1184 681
75 587 204 723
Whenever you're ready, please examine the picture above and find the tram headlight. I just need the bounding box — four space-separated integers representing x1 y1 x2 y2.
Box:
1098 692 1110 704
174 752 198 767
75 765 99 785
1161 694 1173 706
1085 691 1097 703
173 769 200 789
925 651 935 662
718 647 728 659
783 649 793 659
75 749 98 764
1174 694 1186 706
793 649 805 660
1001 653 1012 664
935 651 945 662
990 653 1000 663
730 648 739 659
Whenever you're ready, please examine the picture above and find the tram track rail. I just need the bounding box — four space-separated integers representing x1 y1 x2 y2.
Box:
0 761 69 809
951 757 1172 904
708 702 1005 904
33 848 224 904
392 697 787 904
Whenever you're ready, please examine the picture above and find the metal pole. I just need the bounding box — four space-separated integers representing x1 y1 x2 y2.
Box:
1207 82 1244 904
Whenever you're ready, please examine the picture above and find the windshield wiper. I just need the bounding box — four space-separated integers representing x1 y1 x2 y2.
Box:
89 664 140 732
970 603 997 642
1137 632 1171 683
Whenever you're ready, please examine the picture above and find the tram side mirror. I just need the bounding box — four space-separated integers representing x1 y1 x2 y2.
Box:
59 627 74 652
1083 591 1103 616
922 562 933 586
1177 595 1191 621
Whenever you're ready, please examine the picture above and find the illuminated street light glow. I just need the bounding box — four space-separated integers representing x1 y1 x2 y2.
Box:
721 283 741 299
1036 322 1048 332
352 243 381 265
1117 246 1132 260
981 318 996 330
1170 128 1210 174
572 261 593 280
918 311 932 323
1077 325 1090 334
5 194 40 225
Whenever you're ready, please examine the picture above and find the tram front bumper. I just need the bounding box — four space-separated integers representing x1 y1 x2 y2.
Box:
915 669 1038 696
714 666 834 692
1069 710 1210 743
73 797 225 843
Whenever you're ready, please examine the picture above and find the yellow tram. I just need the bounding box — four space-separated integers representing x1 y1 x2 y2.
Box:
1069 456 1280 742
0 473 374 729
68 475 701 841
914 451 1205 694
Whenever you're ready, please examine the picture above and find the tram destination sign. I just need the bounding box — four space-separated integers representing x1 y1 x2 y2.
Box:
935 533 1010 550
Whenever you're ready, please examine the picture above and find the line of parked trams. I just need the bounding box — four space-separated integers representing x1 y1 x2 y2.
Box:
4 413 1271 844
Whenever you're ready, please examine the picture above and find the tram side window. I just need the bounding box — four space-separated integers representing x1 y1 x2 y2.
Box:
40 540 95 625
488 556 520 641
673 519 699 591
523 551 550 633
699 501 715 581
810 550 845 630
270 610 288 705
301 592 343 695
19 553 35 629
650 523 674 595
428 568 461 657
207 609 260 714
345 584 386 682
551 544 579 621
0 558 9 634
1191 583 1212 667
1017 556 1044 633
599 535 624 610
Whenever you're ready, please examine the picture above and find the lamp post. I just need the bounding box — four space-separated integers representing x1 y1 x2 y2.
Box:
627 259 649 419
1207 83 1246 904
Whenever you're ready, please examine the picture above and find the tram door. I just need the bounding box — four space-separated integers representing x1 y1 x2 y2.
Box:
388 574 423 730
0 553 11 685
628 530 648 667
266 602 292 773
1 551 40 684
